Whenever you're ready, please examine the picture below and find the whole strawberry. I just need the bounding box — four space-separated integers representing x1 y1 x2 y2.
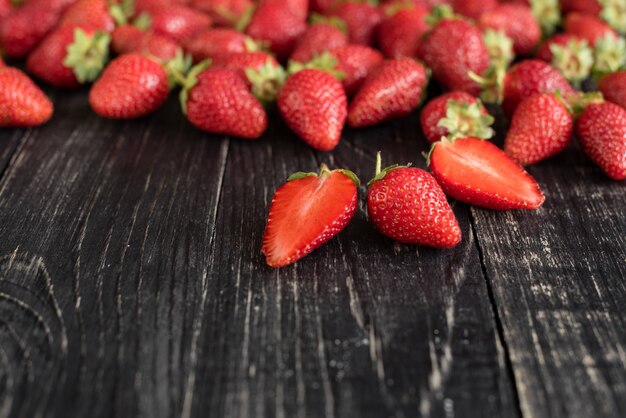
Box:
331 44 384 95
26 26 111 88
58 0 121 32
89 54 170 119
420 91 494 144
112 25 180 62
598 71 626 110
450 0 498 19
328 1 381 46
504 93 574 166
245 3 307 60
564 12 618 46
418 10 490 95
575 102 626 180
182 28 255 63
348 57 427 128
144 5 211 43
478 4 541 56
367 154 462 247
181 66 268 139
377 3 430 59
290 18 348 63
429 137 546 210
278 69 347 151
0 66 54 127
262 164 359 267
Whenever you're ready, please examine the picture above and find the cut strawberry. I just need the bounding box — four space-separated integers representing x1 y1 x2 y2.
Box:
429 137 545 210
262 165 359 267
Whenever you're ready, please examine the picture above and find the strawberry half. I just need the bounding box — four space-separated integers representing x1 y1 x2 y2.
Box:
262 164 359 267
429 137 545 210
0 66 54 127
367 153 462 247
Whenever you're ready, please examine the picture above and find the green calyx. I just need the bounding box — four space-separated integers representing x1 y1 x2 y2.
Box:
468 65 506 104
176 59 211 115
245 61 287 104
109 0 134 26
565 91 605 117
63 28 111 84
599 0 626 34
367 152 410 186
310 13 348 34
234 5 256 32
483 29 514 70
437 99 495 140
243 37 267 53
162 49 193 89
425 4 458 26
592 33 626 78
132 12 152 30
287 51 345 81
288 164 360 186
550 38 594 87
530 0 561 36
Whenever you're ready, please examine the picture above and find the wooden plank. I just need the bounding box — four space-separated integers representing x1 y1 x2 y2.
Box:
185 112 520 418
472 135 626 418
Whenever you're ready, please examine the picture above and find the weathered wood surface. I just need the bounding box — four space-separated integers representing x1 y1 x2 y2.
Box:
0 90 623 418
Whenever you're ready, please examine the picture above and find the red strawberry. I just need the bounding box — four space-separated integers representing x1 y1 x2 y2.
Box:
144 5 211 43
418 14 490 95
263 0 309 21
500 59 575 117
599 71 626 110
575 102 626 180
217 51 285 102
348 57 427 128
182 28 254 62
58 0 119 32
0 0 14 19
290 19 348 63
0 66 54 127
262 164 359 267
536 33 579 62
0 0 75 57
311 0 340 13
561 0 626 33
560 0 602 15
26 26 110 88
367 154 462 247
420 91 494 144
504 93 573 165
218 51 280 80
328 1 381 46
245 2 307 59
278 69 347 151
190 0 254 27
111 25 180 62
133 0 187 14
331 44 384 94
450 0 498 19
478 4 541 56
180 66 268 139
377 4 431 59
564 12 617 46
429 137 545 209
89 54 170 119
535 34 593 86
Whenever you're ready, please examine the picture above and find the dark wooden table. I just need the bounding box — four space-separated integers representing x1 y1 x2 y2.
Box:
0 88 624 418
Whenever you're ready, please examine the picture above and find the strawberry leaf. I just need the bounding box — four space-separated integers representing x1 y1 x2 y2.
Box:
63 29 111 84
437 99 495 140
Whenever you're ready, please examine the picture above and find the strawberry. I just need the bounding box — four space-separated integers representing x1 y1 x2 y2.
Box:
0 0 14 19
262 164 359 267
560 0 601 15
311 0 340 13
564 12 618 46
535 35 593 86
111 25 180 62
420 91 494 144
180 65 268 139
536 33 579 62
575 102 626 180
26 26 110 88
143 5 211 43
331 44 384 95
348 57 427 128
290 18 348 63
478 4 541 56
0 66 54 127
328 1 381 46
561 0 626 33
218 51 281 80
218 51 285 102
263 0 309 21
450 0 498 19
245 2 307 60
592 33 626 78
89 53 170 119
367 154 462 247
58 0 121 33
190 0 254 27
599 71 626 110
0 0 75 57
278 69 347 151
377 3 431 59
504 93 574 165
182 28 254 63
418 10 490 95
428 137 546 209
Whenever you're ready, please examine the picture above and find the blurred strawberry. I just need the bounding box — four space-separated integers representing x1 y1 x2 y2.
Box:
190 0 254 27
328 1 382 46
182 28 257 62
599 70 626 110
536 35 593 87
263 0 309 21
450 0 498 19
0 0 14 19
378 3 431 58
245 2 307 59
290 16 348 63
564 12 618 46
561 0 626 33
111 25 180 62
58 0 124 32
332 45 384 94
478 4 541 55
218 51 286 102
143 4 211 43
0 65 54 127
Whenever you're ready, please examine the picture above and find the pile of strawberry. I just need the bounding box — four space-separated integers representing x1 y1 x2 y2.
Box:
0 0 625 267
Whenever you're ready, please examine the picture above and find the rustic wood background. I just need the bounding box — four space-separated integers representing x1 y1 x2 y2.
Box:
0 88 624 418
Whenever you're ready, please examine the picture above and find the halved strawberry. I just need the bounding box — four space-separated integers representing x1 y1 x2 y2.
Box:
262 164 359 267
428 137 545 210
